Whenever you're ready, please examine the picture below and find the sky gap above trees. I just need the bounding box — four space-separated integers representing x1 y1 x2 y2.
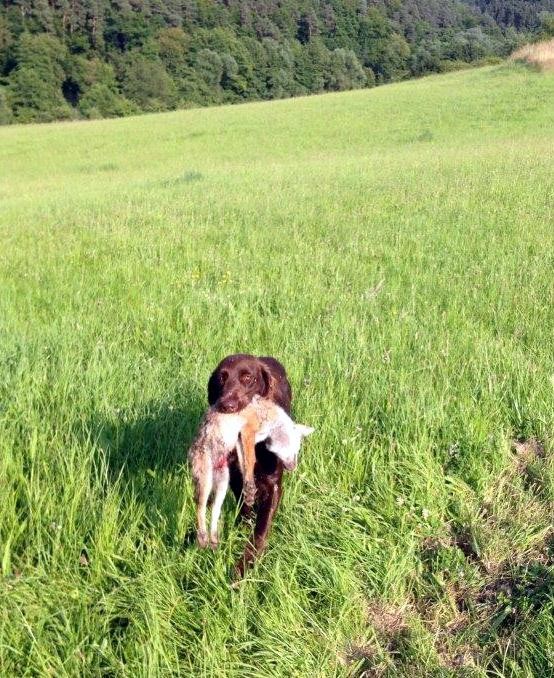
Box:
1 0 554 124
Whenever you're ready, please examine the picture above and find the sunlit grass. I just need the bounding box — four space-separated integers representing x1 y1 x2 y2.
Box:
1 63 554 676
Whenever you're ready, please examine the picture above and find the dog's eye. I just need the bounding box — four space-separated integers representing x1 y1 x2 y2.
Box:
241 373 253 384
220 371 228 384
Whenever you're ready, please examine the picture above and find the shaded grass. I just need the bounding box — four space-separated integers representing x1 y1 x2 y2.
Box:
1 63 554 675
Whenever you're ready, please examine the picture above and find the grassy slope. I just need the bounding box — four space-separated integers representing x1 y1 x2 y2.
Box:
1 64 554 676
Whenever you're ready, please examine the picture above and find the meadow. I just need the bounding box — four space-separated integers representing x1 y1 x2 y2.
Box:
1 63 554 676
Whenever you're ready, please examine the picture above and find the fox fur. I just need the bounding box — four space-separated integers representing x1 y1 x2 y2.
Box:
188 395 313 548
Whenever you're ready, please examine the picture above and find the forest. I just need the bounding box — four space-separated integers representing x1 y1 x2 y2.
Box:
1 0 554 124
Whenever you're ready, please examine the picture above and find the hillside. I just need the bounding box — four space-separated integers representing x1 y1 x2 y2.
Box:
1 0 554 124
1 64 554 675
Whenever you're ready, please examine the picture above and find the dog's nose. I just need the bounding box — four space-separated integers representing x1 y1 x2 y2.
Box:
218 398 239 414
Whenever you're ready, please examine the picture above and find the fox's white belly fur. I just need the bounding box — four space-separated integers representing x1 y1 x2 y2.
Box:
212 412 246 450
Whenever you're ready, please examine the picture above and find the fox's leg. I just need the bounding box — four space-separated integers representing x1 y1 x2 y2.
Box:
235 438 245 477
209 466 229 549
239 423 257 507
195 460 212 548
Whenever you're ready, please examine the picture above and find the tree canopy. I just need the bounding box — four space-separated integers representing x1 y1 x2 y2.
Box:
1 0 553 124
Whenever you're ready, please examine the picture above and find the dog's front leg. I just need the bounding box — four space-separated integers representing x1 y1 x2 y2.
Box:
235 466 283 578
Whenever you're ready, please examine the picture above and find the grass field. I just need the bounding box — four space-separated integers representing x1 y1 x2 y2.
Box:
1 62 554 676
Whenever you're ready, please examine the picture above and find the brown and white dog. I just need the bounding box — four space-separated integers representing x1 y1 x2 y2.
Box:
206 354 293 575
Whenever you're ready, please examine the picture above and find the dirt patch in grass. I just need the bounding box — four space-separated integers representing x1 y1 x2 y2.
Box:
451 527 482 566
346 548 553 675
341 602 412 676
345 596 479 675
512 436 545 467
346 438 553 674
474 562 554 633
365 601 410 639
342 643 382 677
435 639 478 671
511 436 550 497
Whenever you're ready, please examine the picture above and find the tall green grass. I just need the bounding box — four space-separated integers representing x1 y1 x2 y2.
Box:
1 63 554 676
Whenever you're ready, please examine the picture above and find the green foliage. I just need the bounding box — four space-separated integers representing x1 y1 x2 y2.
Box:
0 1 551 123
0 14 13 72
358 11 410 82
539 11 554 37
195 48 224 89
104 9 151 52
79 83 137 119
120 53 177 111
358 8 391 67
262 38 298 99
410 43 443 76
68 56 117 94
8 33 73 122
379 33 411 81
326 48 367 91
156 27 190 78
447 27 501 62
0 85 12 124
294 38 327 92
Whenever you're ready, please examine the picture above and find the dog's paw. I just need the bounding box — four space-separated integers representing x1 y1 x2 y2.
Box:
243 480 256 507
197 531 209 549
209 534 219 550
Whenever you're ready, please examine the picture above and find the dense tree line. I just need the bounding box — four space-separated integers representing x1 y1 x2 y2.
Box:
0 0 553 124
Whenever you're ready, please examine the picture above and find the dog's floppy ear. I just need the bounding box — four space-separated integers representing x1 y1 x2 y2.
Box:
207 369 221 405
259 364 272 398
258 357 292 412
296 424 315 437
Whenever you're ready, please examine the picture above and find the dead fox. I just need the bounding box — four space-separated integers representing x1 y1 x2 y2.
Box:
188 395 314 549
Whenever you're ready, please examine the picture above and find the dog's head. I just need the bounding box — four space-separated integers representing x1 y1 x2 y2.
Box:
208 354 272 414
207 354 292 414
